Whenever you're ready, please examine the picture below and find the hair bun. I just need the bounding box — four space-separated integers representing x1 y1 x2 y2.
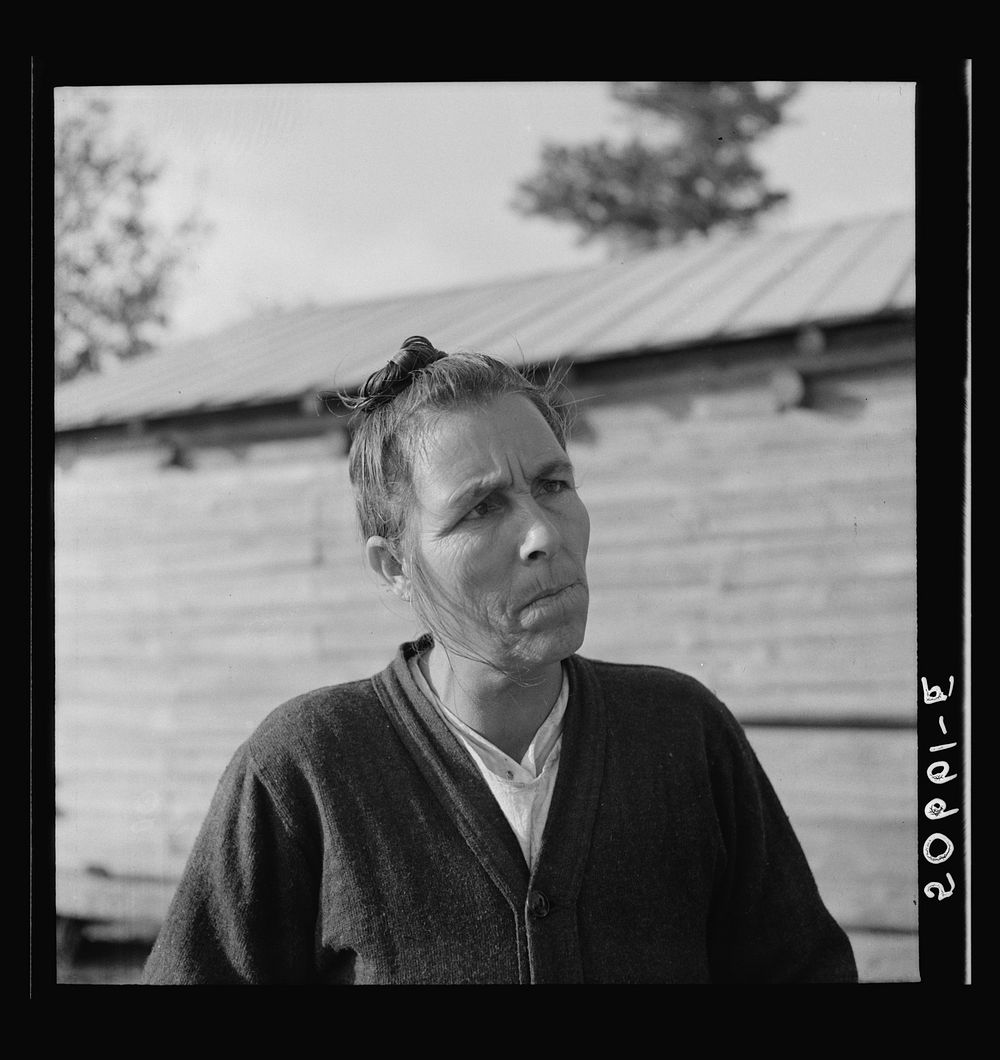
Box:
390 336 446 373
348 336 447 415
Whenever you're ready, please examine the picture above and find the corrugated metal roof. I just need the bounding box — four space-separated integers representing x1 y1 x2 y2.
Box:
54 211 914 432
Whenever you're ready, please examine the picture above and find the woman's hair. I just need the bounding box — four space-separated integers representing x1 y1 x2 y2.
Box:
340 335 571 554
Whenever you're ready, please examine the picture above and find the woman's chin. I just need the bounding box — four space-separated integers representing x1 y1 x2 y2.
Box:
432 594 589 675
505 614 589 673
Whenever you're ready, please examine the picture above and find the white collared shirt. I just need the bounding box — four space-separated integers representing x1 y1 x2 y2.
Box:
408 655 568 870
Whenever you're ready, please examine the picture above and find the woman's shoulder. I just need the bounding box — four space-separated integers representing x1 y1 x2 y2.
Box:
577 654 723 702
241 674 388 777
573 654 743 737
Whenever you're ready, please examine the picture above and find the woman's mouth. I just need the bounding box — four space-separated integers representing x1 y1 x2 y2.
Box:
518 581 586 617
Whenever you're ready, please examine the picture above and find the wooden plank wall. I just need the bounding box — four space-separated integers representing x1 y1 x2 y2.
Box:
53 355 917 982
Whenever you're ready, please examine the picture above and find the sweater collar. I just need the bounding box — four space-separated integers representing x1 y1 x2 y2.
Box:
371 637 607 911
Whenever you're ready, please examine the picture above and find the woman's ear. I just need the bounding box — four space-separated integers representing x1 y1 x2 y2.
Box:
365 536 411 601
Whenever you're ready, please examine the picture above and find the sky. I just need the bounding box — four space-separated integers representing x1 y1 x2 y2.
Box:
54 80 916 344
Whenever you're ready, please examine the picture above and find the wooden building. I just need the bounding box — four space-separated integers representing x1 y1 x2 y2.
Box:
53 211 917 981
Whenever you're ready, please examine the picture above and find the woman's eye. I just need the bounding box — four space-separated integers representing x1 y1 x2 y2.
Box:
465 498 498 520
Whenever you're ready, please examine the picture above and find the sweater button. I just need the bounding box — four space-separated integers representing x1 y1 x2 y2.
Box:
527 889 550 918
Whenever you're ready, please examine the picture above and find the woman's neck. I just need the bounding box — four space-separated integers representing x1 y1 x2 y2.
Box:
422 644 563 763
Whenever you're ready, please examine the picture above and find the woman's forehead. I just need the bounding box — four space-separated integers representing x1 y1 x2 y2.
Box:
413 394 566 486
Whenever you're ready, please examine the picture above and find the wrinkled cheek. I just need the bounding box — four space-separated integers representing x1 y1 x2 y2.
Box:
407 539 466 608
571 496 592 568
422 574 508 643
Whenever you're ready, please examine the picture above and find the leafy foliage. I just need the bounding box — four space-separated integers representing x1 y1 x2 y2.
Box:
512 82 802 253
54 95 210 384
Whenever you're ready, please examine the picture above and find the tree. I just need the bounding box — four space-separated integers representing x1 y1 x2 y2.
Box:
54 94 210 385
512 81 802 254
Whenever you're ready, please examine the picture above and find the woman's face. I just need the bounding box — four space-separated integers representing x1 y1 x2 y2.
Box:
401 393 591 676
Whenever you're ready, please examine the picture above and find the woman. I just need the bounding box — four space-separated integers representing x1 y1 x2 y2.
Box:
142 336 857 984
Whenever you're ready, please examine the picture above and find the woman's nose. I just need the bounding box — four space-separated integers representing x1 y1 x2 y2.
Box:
519 501 561 561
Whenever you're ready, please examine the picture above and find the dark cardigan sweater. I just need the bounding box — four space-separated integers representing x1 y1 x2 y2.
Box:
142 637 857 984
